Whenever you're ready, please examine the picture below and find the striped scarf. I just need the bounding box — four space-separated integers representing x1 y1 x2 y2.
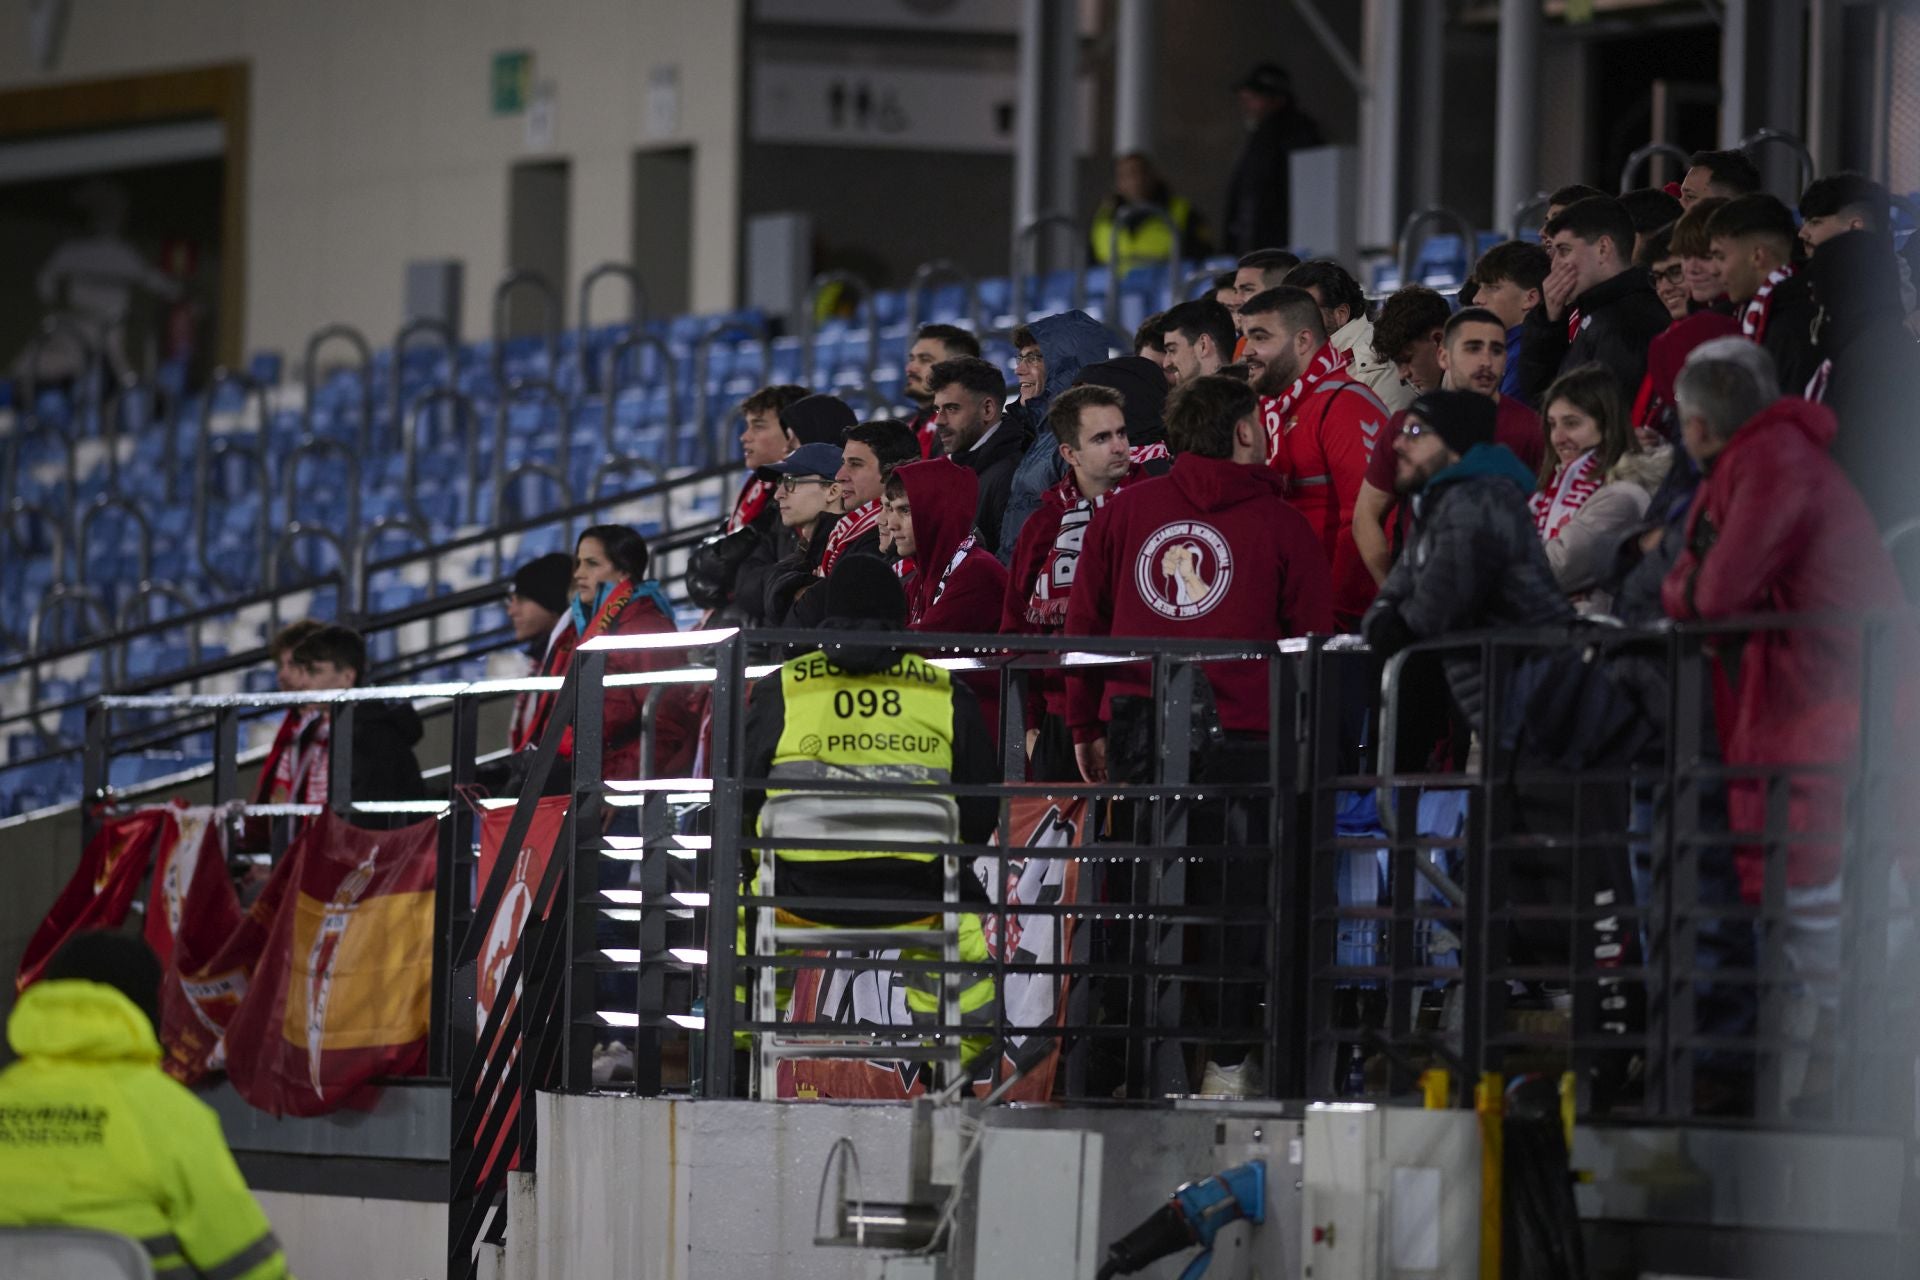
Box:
818 500 881 576
727 477 775 534
1259 343 1351 464
1529 448 1604 542
1740 264 1796 342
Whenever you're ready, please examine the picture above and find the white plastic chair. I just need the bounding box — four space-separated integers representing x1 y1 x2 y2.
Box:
0 1226 157 1280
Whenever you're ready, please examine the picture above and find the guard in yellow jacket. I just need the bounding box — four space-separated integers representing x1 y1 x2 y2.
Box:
0 932 291 1280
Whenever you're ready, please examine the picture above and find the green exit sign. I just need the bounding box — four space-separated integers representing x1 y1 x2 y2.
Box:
492 50 531 115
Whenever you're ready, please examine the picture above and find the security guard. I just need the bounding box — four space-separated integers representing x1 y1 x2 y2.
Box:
741 555 998 1040
0 932 291 1280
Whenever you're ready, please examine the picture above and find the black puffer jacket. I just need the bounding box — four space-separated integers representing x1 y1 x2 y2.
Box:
951 419 1035 558
1363 445 1575 724
1518 266 1672 405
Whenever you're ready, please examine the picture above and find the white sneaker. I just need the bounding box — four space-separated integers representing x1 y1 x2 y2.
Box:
592 1041 635 1085
1198 1056 1262 1098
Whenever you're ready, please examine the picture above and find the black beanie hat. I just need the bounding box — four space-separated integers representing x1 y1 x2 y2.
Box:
511 552 574 614
44 930 163 1030
823 554 908 627
1406 390 1496 457
780 394 858 447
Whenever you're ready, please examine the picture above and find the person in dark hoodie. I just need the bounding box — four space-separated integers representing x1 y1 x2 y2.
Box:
885 460 1009 633
929 356 1033 557
999 310 1122 558
1362 391 1573 725
289 624 426 825
1802 229 1920 533
1519 196 1673 406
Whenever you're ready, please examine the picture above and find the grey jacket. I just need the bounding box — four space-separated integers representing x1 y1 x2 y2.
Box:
1364 444 1574 725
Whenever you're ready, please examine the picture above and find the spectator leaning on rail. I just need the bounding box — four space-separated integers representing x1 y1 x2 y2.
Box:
1290 258 1411 413
0 932 291 1280
902 323 981 459
993 309 1117 560
1362 390 1573 727
1002 383 1161 781
1352 307 1545 590
1533 364 1673 612
928 356 1033 559
1239 285 1392 625
1519 195 1672 406
684 383 814 625
288 624 426 825
1661 338 1907 910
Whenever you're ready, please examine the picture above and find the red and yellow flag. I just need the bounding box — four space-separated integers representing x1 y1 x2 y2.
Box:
224 812 439 1117
151 810 257 1086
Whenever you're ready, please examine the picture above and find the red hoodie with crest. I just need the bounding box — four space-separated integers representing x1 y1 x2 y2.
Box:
896 460 1010 632
1064 452 1335 742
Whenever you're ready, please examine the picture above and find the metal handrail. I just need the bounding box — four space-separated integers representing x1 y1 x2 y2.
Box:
1011 213 1085 322
30 582 111 656
193 435 271 596
1619 142 1693 194
1509 190 1553 241
1 413 79 524
402 387 484 527
96 374 139 496
303 323 376 457
590 456 670 504
76 494 154 589
799 270 880 417
692 317 773 465
491 269 561 390
1179 267 1222 303
576 263 648 392
266 522 356 620
390 316 460 449
492 377 572 526
113 581 202 687
21 311 104 428
1396 206 1480 287
280 437 362 536
1 498 67 649
600 331 680 459
494 460 575 533
904 259 981 336
1102 201 1181 323
1740 127 1816 191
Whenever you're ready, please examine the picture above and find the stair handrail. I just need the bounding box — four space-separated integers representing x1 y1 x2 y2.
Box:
576 263 649 392
491 269 562 392
302 323 376 457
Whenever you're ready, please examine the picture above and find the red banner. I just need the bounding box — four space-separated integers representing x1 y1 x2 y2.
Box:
777 794 1087 1102
16 808 178 991
472 796 569 1182
152 809 257 1086
223 812 440 1117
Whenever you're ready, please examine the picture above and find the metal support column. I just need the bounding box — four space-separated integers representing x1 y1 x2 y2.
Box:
1014 0 1081 271
1719 0 1749 150
1413 0 1446 213
1493 0 1541 240
1357 0 1403 249
1113 0 1156 157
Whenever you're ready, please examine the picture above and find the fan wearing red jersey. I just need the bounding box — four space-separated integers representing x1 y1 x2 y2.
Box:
1240 285 1390 625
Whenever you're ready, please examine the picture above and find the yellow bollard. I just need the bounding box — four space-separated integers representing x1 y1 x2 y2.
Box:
1420 1067 1451 1109
1475 1072 1504 1280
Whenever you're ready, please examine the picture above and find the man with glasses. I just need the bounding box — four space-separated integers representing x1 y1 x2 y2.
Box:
757 442 846 623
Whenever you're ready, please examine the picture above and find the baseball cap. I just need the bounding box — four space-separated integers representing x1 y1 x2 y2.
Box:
1234 63 1292 97
755 441 843 483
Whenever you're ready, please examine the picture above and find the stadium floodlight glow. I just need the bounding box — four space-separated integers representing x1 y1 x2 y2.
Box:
578 626 740 652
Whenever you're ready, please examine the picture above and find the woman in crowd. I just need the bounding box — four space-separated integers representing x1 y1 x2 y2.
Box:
1533 364 1671 612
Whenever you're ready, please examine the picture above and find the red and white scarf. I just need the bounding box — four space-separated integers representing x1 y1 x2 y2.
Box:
727 477 775 534
1740 263 1796 342
1260 344 1351 463
1567 307 1584 342
1128 440 1170 464
818 500 882 576
908 533 977 627
1529 448 1604 542
1023 473 1129 630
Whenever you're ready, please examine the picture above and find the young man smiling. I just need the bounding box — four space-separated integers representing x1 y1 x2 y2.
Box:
1518 195 1671 404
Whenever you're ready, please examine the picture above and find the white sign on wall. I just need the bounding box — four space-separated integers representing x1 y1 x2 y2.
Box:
752 60 1092 155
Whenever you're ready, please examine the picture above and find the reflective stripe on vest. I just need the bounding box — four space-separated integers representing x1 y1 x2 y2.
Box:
767 651 955 863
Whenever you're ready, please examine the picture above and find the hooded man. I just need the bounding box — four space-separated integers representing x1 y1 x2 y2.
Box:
1803 229 1920 531
990 310 1116 559
928 356 1034 558
885 460 1009 633
1362 391 1572 724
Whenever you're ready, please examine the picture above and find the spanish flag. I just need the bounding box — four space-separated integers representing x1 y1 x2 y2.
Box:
224 812 439 1117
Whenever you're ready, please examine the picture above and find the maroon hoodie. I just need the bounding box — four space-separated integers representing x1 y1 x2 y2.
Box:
1064 452 1334 742
897 459 1009 632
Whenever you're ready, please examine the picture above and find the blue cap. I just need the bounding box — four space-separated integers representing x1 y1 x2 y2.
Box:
755 441 843 483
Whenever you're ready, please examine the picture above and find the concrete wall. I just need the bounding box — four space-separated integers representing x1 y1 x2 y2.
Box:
0 0 745 358
256 1190 447 1280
